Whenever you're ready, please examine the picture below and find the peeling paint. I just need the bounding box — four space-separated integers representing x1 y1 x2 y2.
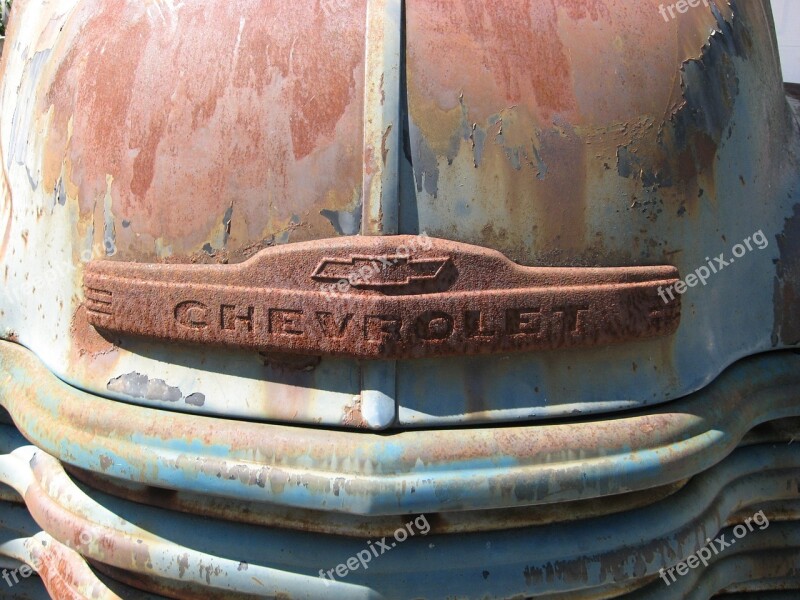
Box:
321 200 363 235
7 49 51 183
106 372 206 408
53 176 66 207
616 2 742 201
107 372 182 403
184 392 205 407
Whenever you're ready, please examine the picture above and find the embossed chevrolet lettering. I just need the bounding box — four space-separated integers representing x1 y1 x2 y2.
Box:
168 301 591 342
84 235 681 359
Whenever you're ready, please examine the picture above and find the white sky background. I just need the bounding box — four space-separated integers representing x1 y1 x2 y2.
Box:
771 0 800 83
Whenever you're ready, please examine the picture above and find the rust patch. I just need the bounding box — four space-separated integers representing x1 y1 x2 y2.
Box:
404 0 739 267
30 538 120 600
39 0 367 260
342 397 368 429
70 304 117 357
84 235 680 359
407 0 600 125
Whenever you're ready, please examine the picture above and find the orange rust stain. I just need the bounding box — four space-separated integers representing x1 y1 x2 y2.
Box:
70 304 116 357
39 0 366 258
408 0 580 125
559 0 609 20
459 0 576 115
34 550 83 600
288 8 363 160
229 2 365 161
405 0 735 268
408 0 723 129
130 111 167 206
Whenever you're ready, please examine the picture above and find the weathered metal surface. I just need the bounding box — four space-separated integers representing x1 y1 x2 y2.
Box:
67 467 690 538
2 446 366 600
0 432 798 599
65 529 800 599
85 235 680 359
626 525 800 599
0 501 170 600
49 0 367 258
0 0 383 430
0 0 796 428
2 340 799 516
0 2 797 598
362 0 401 237
21 534 121 600
355 0 403 427
393 0 800 425
0 505 121 599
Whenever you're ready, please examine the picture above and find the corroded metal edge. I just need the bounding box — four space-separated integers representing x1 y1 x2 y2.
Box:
84 235 681 359
0 340 798 515
362 0 401 236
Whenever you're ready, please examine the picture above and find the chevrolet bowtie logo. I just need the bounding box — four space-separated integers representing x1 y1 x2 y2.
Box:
311 255 451 290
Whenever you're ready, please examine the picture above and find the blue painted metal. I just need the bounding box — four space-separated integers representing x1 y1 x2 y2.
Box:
627 523 800 599
0 424 797 598
0 443 374 599
1 341 800 516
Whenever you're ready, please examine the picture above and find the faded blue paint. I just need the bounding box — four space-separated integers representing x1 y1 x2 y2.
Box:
0 426 796 598
1 341 799 517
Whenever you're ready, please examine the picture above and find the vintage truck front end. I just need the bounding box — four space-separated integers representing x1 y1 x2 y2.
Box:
0 0 798 598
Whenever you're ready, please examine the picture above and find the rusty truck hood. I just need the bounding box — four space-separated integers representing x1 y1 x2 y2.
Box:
1 0 799 429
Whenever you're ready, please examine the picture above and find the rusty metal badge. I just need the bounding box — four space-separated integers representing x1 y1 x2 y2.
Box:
84 235 681 359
